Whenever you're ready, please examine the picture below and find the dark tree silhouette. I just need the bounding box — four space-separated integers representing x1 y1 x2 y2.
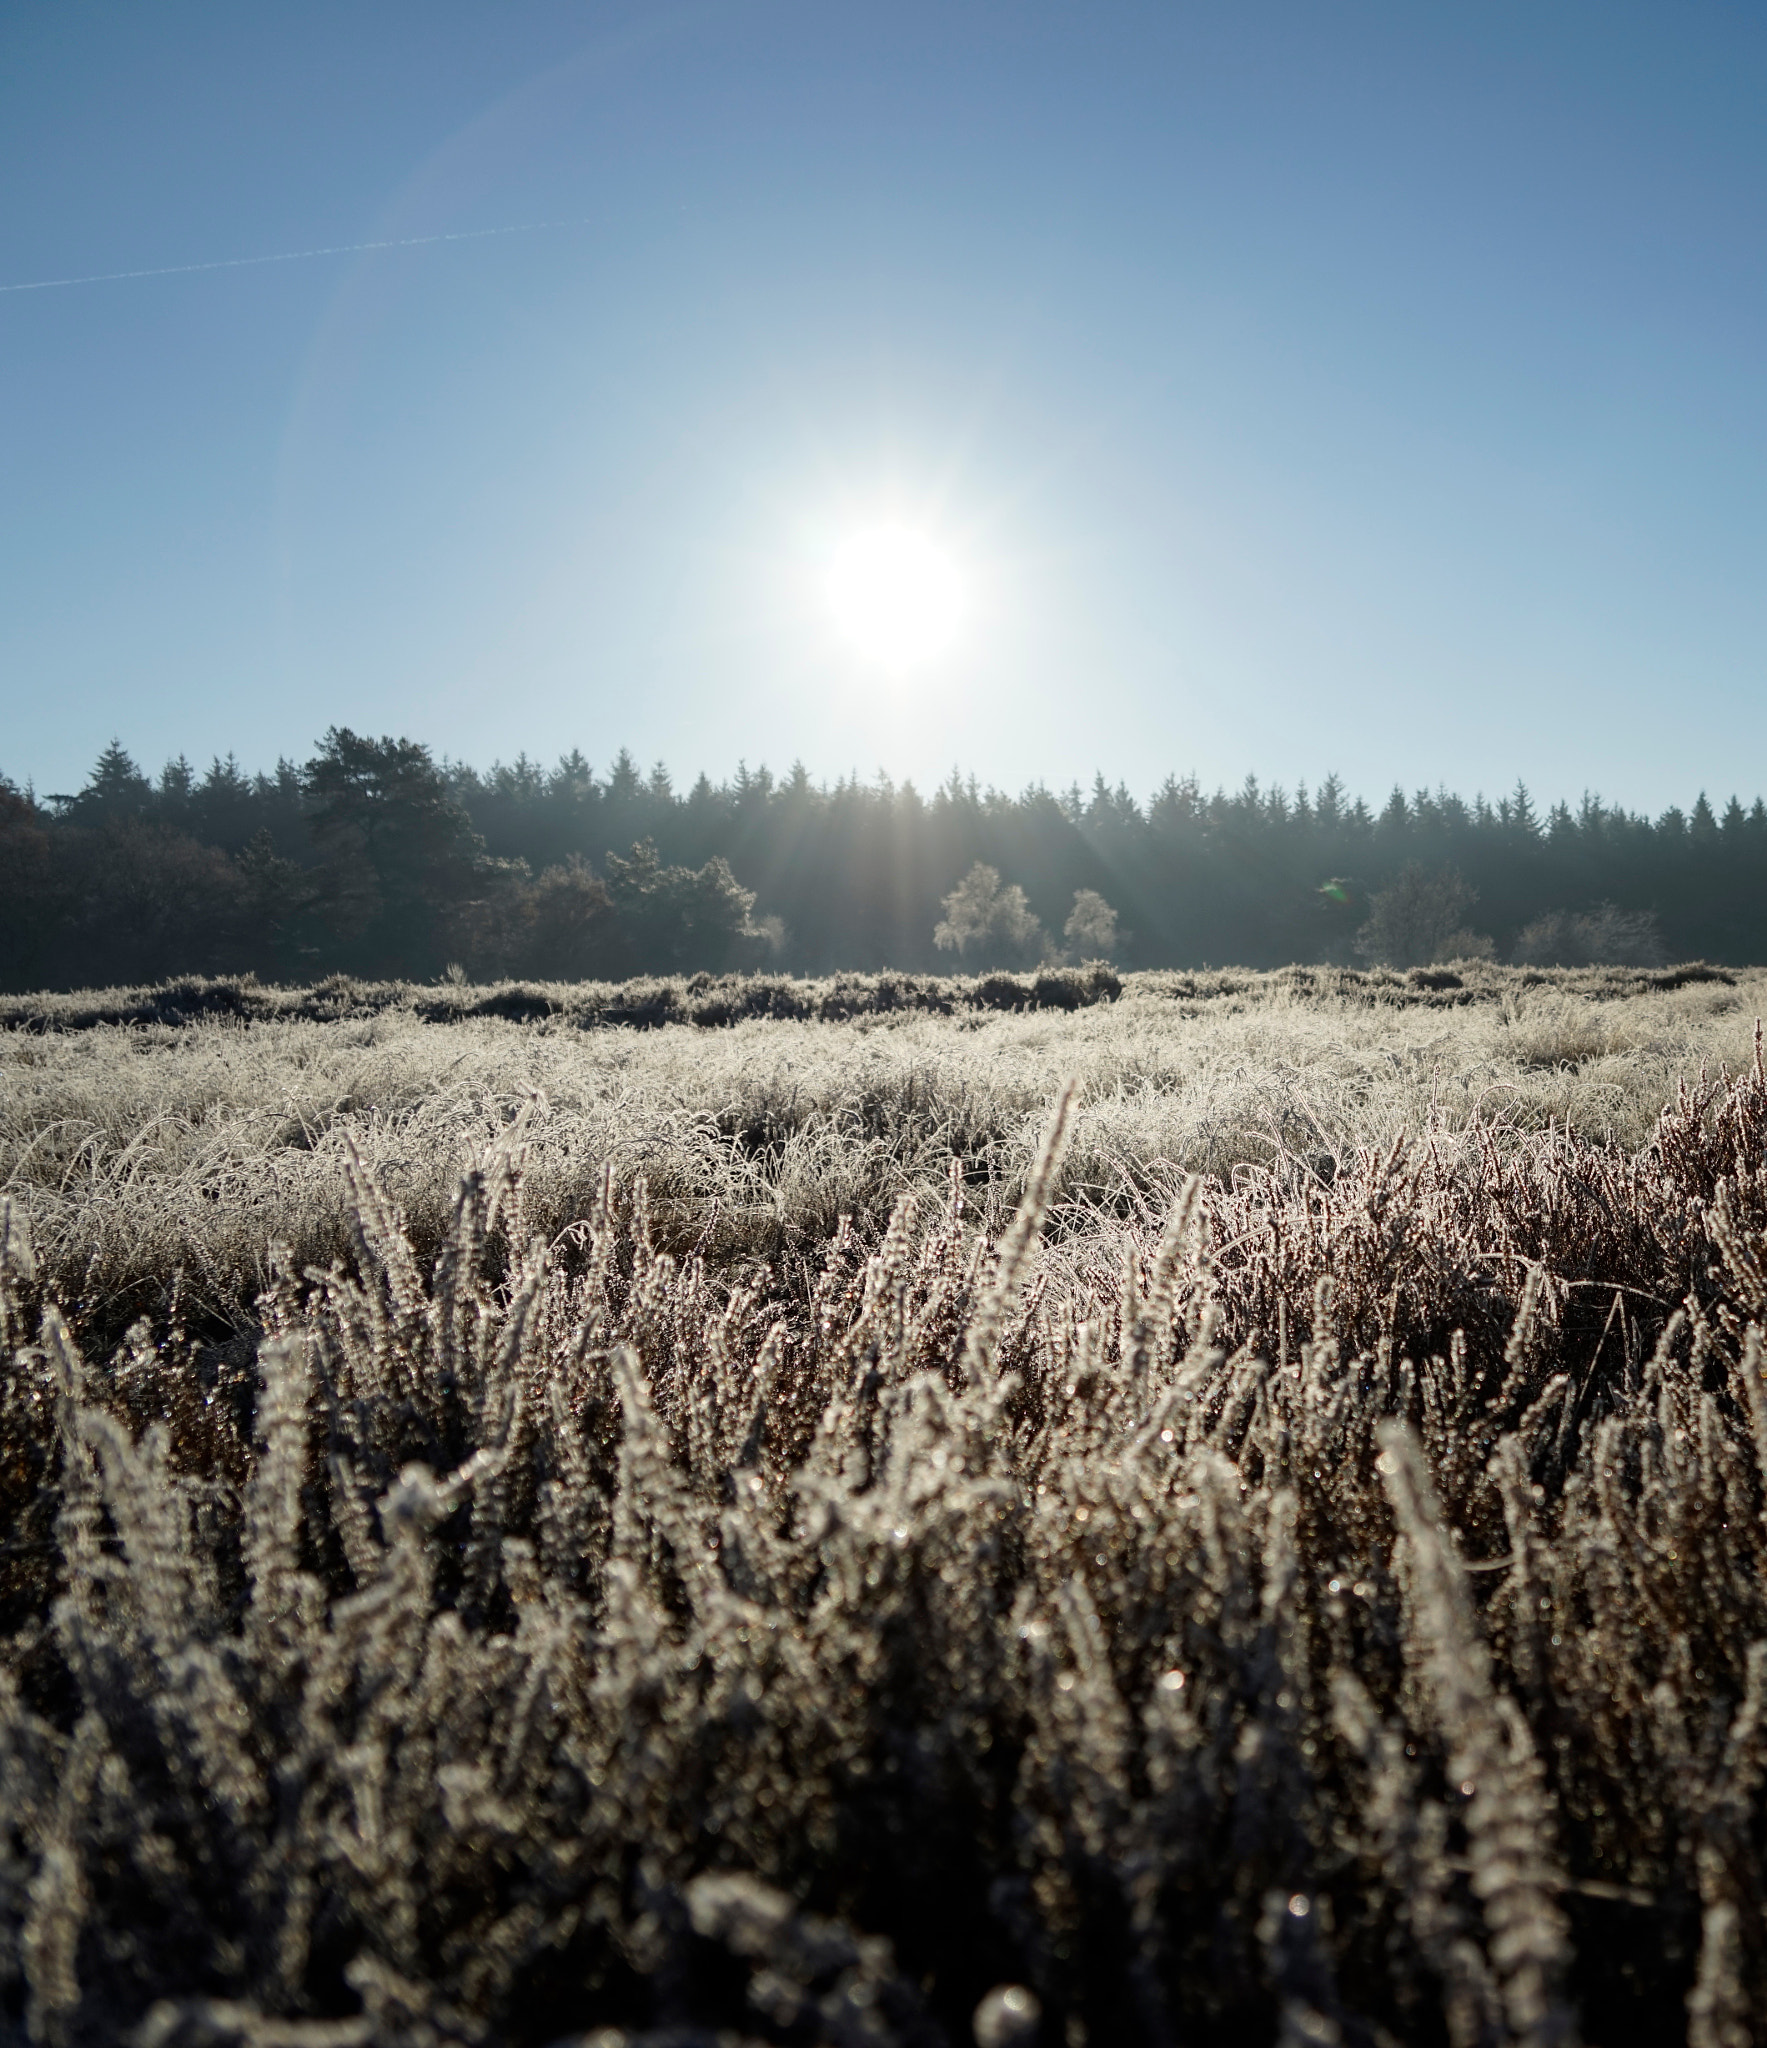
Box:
301 729 490 976
4 733 1767 989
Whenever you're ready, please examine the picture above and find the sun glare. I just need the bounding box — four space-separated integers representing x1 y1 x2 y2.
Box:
825 523 964 670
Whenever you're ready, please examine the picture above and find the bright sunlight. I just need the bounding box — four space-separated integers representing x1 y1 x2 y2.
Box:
825 523 965 670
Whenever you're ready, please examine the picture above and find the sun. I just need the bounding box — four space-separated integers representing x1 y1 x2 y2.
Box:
825 523 965 670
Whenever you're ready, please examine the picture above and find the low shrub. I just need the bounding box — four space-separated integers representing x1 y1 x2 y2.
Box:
4 1034 1767 2042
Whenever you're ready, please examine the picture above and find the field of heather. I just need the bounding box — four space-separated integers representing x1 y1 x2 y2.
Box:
3 963 1766 2047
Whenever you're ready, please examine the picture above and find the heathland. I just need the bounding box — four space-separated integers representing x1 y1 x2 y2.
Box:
3 962 1767 2045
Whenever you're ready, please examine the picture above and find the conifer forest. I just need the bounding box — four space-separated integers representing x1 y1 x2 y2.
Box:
6 732 1767 989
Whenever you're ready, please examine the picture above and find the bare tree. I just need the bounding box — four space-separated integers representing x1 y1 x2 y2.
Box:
1356 864 1493 968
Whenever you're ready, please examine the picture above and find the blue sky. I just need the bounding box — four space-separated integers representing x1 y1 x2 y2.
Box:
2 1 1763 810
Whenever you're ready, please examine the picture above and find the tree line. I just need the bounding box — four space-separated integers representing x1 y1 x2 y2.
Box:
3 730 1765 989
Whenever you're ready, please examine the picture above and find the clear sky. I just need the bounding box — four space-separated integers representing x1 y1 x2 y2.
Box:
3 1 1763 810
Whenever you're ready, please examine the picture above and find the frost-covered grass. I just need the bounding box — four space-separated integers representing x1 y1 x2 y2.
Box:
1 967 1765 2045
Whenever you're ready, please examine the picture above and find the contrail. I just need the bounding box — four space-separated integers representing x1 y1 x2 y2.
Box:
0 217 583 295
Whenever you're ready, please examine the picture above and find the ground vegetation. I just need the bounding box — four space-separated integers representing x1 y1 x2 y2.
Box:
2 970 1767 2043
